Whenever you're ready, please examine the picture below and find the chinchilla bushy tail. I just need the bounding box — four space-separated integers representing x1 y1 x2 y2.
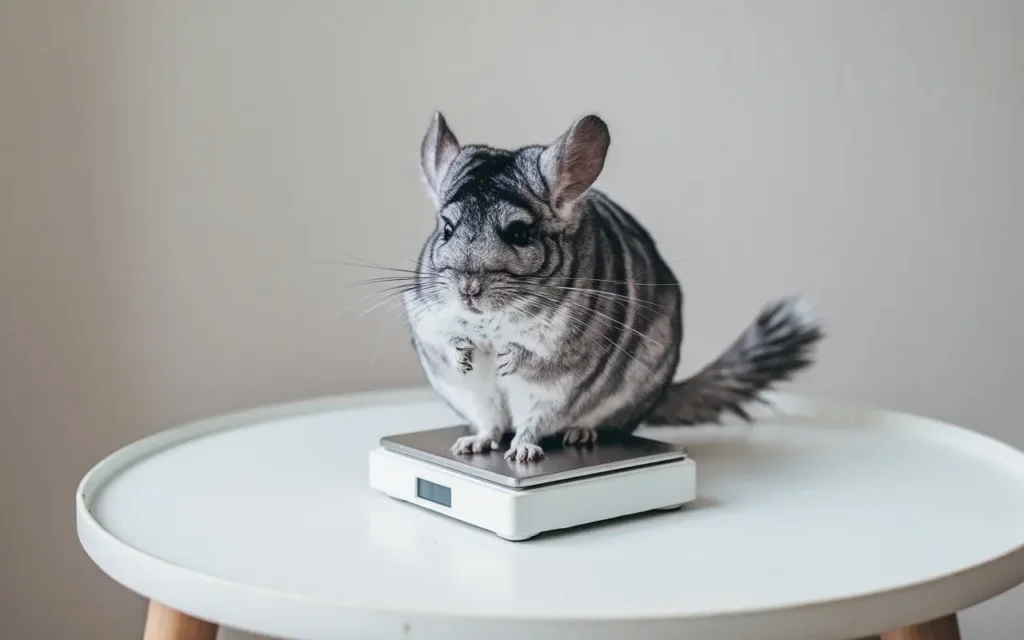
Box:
645 296 824 426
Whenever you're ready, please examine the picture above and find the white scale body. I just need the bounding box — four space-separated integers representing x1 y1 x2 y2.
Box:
368 426 697 541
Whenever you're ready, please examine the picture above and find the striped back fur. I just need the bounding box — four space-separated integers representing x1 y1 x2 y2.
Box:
404 112 823 462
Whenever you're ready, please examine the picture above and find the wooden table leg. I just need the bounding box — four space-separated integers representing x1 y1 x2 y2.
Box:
143 601 219 640
881 613 961 640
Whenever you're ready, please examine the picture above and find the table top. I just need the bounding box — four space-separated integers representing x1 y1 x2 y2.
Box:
76 388 1024 640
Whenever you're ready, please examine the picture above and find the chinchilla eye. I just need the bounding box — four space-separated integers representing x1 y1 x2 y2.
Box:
501 221 534 247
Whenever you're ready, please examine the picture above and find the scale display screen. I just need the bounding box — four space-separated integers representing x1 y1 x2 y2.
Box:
416 478 451 507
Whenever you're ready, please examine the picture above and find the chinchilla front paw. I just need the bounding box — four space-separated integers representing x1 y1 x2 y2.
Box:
451 433 500 454
451 339 474 374
496 344 525 377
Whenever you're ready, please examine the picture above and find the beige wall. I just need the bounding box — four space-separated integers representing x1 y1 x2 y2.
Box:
1 1 1021 638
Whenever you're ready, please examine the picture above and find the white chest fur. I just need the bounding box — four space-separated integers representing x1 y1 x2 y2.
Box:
409 301 570 433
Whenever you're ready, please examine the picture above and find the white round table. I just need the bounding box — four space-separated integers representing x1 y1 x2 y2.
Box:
76 388 1024 640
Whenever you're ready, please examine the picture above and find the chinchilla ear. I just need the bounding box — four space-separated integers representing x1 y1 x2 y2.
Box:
539 114 610 216
420 111 460 208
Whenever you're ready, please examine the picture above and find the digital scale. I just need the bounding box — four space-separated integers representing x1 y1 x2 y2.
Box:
368 426 697 541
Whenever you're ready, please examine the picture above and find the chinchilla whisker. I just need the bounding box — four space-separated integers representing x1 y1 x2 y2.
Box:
315 252 450 281
517 292 619 355
337 281 442 318
351 289 417 322
508 287 664 349
365 278 446 295
526 282 667 304
532 294 667 367
346 267 451 286
508 283 666 316
522 294 649 381
336 289 399 318
315 251 423 273
488 282 664 337
516 275 676 288
348 275 421 287
315 260 419 275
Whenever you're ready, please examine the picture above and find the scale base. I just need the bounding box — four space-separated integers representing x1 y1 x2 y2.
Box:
369 445 697 541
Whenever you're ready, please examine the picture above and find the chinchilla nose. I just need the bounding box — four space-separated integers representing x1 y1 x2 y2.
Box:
458 276 482 298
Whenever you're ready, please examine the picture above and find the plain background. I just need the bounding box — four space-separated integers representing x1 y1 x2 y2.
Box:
1 1 1021 638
